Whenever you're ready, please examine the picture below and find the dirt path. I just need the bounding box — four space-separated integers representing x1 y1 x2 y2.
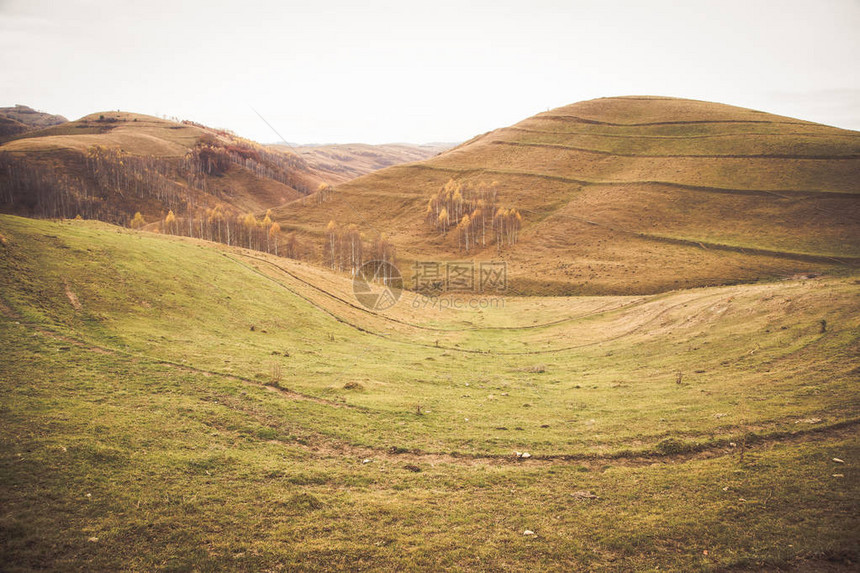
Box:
226 253 735 356
491 139 860 160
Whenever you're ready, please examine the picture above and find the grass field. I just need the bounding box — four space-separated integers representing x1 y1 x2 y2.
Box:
1 214 857 571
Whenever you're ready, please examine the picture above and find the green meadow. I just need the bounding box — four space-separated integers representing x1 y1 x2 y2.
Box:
1 215 857 571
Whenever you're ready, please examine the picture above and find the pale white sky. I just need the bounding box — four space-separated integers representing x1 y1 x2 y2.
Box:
1 0 858 143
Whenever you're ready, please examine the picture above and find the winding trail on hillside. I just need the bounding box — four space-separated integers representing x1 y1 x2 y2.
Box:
404 163 854 198
232 252 648 333
536 114 812 127
224 253 751 356
507 126 860 140
489 139 860 160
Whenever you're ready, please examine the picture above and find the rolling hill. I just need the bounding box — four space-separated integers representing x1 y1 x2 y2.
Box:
272 96 860 295
0 111 321 226
0 214 857 570
0 105 67 139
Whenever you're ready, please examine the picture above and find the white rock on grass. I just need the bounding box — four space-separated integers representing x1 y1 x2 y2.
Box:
523 530 535 536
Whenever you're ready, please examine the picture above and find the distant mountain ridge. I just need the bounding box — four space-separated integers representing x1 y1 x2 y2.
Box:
274 142 453 184
0 105 67 139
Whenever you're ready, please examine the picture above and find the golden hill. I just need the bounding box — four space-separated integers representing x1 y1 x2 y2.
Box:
0 111 322 225
272 96 860 295
0 105 67 139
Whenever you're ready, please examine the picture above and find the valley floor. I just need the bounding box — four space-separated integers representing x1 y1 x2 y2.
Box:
0 216 857 572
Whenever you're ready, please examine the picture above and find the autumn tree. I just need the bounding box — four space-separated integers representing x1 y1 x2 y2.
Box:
437 208 449 233
130 212 146 229
164 210 176 234
283 232 300 259
263 209 273 253
326 220 340 270
316 183 334 204
269 221 281 256
242 212 258 250
345 224 363 274
457 214 472 252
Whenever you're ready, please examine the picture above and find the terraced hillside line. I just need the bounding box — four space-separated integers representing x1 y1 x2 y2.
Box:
234 251 647 333
507 126 860 140
490 139 860 160
403 163 850 198
536 114 811 127
552 213 860 266
220 254 755 356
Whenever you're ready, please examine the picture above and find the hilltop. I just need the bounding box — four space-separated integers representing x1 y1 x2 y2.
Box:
0 111 321 226
273 96 860 295
0 105 67 139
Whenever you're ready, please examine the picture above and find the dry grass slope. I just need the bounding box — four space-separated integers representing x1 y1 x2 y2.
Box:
0 111 315 222
273 96 860 295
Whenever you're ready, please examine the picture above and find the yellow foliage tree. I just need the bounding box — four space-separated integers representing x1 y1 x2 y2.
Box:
130 212 146 230
268 221 281 256
164 210 176 234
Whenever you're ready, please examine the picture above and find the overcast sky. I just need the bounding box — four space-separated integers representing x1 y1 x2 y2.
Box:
1 0 858 144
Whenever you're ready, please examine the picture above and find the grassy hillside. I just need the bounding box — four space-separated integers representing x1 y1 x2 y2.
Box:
0 105 67 139
0 111 321 227
272 96 860 295
1 215 857 571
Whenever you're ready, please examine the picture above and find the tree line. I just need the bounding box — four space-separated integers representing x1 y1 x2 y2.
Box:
0 147 308 260
155 207 304 259
0 131 315 226
0 151 133 223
